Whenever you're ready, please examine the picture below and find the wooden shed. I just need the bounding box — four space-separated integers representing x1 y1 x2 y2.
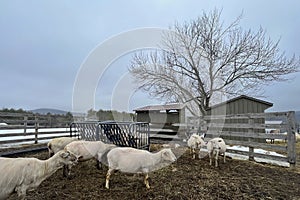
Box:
206 95 273 137
207 95 273 115
133 103 185 128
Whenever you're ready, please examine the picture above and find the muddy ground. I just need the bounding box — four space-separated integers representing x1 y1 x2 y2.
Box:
6 145 300 200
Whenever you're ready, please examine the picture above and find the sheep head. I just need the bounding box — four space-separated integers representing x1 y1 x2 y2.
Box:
161 149 177 163
57 150 78 166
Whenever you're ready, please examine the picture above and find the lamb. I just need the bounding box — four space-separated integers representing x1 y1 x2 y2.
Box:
105 147 177 189
47 137 78 157
206 137 226 167
187 133 206 159
0 150 77 200
63 140 116 177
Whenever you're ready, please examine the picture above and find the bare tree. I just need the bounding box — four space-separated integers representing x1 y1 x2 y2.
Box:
129 9 299 116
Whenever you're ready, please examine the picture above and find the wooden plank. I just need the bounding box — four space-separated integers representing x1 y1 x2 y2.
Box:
0 138 35 145
203 111 289 120
35 131 70 135
149 133 180 140
36 125 72 128
0 130 70 137
37 135 73 141
0 133 72 144
0 125 35 130
207 122 287 130
226 149 288 163
0 132 37 137
3 126 70 132
149 128 176 133
0 146 48 157
224 140 287 152
205 132 287 140
203 114 251 120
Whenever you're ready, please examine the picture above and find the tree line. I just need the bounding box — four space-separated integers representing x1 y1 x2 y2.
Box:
0 108 74 126
86 109 135 122
0 108 136 124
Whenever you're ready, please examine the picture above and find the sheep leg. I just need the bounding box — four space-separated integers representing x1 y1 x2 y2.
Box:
16 185 27 200
215 149 219 167
105 168 114 189
96 160 102 170
192 148 195 159
223 152 226 163
63 164 73 178
144 173 150 189
97 153 105 170
68 164 73 177
198 148 201 159
209 152 212 166
63 164 68 177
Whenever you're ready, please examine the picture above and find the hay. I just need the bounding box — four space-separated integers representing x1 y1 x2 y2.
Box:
6 146 300 200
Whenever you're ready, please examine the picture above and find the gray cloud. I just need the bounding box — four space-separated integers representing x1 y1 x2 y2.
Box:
0 0 299 112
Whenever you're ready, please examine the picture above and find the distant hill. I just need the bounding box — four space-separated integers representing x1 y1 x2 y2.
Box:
266 111 300 126
30 108 68 115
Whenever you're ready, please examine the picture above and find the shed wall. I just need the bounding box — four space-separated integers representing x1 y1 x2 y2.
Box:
208 98 270 115
207 98 271 138
136 111 181 124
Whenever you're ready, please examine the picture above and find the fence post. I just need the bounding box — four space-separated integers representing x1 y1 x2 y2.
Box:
48 115 52 127
248 116 255 161
70 123 73 138
23 116 28 135
34 116 39 144
198 116 207 134
287 111 296 165
96 123 100 141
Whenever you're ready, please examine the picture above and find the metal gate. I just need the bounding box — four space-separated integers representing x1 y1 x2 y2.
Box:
70 121 150 150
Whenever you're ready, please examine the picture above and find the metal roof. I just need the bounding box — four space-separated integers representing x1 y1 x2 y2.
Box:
134 103 185 112
134 95 272 112
207 95 273 110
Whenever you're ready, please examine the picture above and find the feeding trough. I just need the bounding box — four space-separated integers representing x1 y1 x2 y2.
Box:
70 121 150 150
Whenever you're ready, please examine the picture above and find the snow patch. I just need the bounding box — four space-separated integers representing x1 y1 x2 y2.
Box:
200 145 290 167
226 145 290 167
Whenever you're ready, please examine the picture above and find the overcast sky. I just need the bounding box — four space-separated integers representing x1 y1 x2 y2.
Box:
0 0 299 113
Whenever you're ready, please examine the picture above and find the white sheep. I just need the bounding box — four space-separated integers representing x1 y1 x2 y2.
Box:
64 140 116 177
105 147 177 189
0 150 77 200
206 137 226 167
187 133 206 159
47 137 78 157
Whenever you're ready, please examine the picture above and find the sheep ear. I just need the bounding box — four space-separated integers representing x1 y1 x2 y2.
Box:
162 150 168 157
200 133 206 139
60 151 70 159
162 149 172 157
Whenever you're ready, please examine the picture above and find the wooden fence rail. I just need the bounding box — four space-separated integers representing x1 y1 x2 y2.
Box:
187 111 297 166
1 111 297 166
0 112 78 151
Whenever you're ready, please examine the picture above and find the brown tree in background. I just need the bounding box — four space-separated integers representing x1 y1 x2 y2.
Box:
129 9 299 116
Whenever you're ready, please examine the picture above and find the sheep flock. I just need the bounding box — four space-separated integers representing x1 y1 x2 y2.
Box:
1 135 300 199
